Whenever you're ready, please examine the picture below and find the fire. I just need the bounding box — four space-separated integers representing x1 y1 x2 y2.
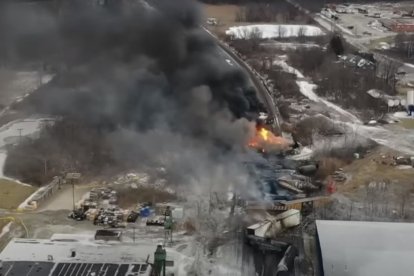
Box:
248 126 288 152
259 128 269 141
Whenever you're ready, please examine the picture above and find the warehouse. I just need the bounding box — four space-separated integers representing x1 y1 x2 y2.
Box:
316 220 414 276
0 233 177 276
381 19 414 32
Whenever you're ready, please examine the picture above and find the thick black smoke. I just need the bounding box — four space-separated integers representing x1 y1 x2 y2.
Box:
3 0 263 194
4 0 262 127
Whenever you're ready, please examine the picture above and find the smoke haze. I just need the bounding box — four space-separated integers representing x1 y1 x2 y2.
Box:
2 0 264 195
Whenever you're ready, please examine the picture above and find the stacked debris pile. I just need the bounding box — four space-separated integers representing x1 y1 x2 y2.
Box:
332 169 347 182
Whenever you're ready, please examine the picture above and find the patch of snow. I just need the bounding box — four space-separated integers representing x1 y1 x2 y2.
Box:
226 24 324 39
290 147 314 160
18 186 44 210
393 111 414 119
378 41 390 50
345 122 414 155
274 59 304 78
0 152 8 178
297 80 319 101
404 63 414 69
0 222 12 239
367 89 382 98
0 118 51 149
274 58 362 123
396 165 412 170
0 118 53 179
261 41 321 50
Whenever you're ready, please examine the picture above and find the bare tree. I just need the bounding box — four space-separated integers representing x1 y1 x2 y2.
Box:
248 26 263 40
377 59 399 93
297 25 306 43
278 25 286 39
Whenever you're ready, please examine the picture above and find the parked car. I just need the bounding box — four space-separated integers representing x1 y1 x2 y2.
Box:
127 211 139 223
68 209 86 221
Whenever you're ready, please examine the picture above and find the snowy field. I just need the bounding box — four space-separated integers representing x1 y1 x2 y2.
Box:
0 70 53 108
273 57 414 155
226 24 324 39
261 41 322 50
0 118 52 178
273 57 361 123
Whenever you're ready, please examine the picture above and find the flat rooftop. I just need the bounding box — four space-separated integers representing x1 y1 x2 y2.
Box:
0 234 160 276
0 235 153 263
1 261 149 276
316 220 414 276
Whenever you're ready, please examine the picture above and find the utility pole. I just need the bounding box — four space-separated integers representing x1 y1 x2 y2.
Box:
17 128 23 142
72 179 75 211
43 159 47 177
66 173 81 211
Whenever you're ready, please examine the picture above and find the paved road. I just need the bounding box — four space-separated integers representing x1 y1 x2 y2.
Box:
286 0 413 75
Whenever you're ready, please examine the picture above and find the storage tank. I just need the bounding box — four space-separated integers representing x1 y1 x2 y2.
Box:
393 99 400 106
407 90 414 106
279 209 301 228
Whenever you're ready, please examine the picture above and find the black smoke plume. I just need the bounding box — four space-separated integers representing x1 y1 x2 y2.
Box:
3 0 262 194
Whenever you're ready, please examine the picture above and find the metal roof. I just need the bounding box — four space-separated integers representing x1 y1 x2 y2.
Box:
316 220 414 276
0 261 150 276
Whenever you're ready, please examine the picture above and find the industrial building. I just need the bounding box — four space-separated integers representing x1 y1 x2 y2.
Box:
316 220 414 276
0 233 177 276
381 19 414 32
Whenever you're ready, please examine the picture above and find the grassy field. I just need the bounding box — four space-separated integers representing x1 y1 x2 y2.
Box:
0 178 36 209
399 118 414 129
368 35 396 50
338 148 414 200
0 221 10 232
202 4 244 34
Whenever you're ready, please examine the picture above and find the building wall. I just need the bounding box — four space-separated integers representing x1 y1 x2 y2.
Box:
393 24 414 32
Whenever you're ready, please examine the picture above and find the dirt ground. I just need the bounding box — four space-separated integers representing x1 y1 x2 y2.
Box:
38 183 99 211
0 221 10 233
116 186 176 209
202 4 245 35
399 118 414 129
337 147 414 197
0 178 36 209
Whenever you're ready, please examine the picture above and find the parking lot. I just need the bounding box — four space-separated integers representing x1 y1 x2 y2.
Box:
337 13 394 39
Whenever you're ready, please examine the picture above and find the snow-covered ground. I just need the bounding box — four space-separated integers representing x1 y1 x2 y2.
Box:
0 70 53 117
273 58 362 123
226 24 324 39
261 41 321 50
0 118 52 178
0 222 12 239
273 57 414 155
393 111 414 120
290 146 314 160
347 123 414 155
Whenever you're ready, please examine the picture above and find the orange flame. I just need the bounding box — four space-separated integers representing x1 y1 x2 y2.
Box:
259 128 269 141
248 127 288 152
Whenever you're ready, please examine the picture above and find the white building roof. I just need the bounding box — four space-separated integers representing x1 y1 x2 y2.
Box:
0 237 157 264
316 220 414 276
